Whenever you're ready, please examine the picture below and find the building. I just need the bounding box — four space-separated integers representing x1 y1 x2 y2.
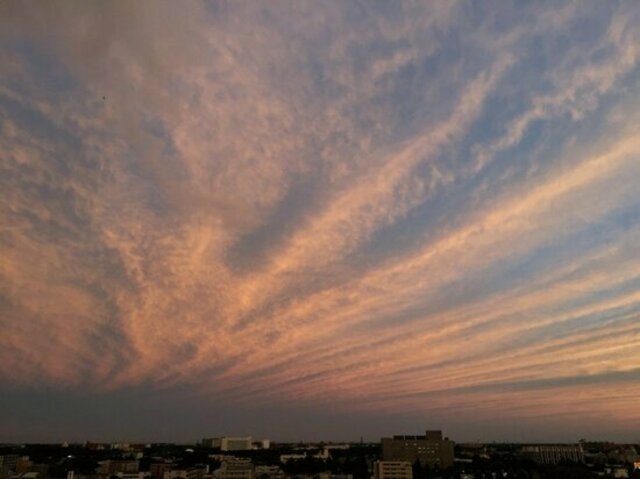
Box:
254 466 283 479
111 443 131 451
163 471 187 479
16 458 32 474
608 446 639 464
202 437 253 452
278 454 305 464
381 430 454 469
1 456 20 475
324 445 350 452
186 468 208 479
150 463 175 479
279 448 330 464
113 474 150 479
28 464 49 479
603 466 630 479
97 460 140 475
456 443 489 460
214 461 254 479
521 444 585 464
373 462 413 479
221 438 252 452
202 439 222 449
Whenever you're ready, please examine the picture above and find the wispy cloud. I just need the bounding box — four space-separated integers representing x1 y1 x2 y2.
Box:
1 0 639 440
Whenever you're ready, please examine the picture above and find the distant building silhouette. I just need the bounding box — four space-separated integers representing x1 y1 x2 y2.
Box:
202 437 253 451
381 430 454 469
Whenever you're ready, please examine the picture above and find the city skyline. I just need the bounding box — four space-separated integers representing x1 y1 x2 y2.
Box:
1 1 640 443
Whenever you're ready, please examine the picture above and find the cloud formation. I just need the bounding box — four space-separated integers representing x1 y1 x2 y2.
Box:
1 1 639 441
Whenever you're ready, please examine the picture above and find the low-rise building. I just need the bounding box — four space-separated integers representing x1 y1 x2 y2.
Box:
1 455 20 475
221 438 252 452
213 460 254 479
113 473 150 479
373 461 413 479
98 460 140 475
254 466 283 479
9 473 39 479
521 444 584 464
202 438 253 452
151 463 175 479
279 449 330 464
381 430 454 469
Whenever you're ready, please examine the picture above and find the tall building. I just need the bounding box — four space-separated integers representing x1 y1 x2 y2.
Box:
373 462 413 479
381 430 454 469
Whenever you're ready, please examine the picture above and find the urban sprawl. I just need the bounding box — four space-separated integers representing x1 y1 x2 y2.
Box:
2 430 640 479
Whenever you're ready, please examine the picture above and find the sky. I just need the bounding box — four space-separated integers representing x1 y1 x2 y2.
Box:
1 1 640 444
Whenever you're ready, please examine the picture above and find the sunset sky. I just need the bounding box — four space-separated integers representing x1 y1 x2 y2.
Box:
1 1 640 443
